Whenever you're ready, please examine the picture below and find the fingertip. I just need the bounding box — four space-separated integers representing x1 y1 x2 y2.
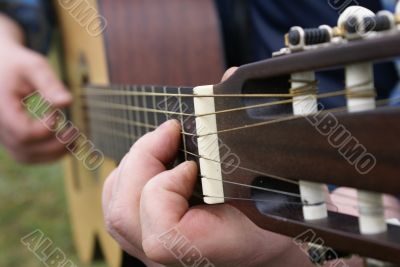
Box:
182 160 198 175
130 119 183 165
158 119 181 132
171 161 198 192
50 87 72 107
221 67 238 82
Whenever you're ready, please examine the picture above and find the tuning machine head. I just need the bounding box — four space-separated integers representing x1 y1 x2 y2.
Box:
339 6 397 40
285 25 333 51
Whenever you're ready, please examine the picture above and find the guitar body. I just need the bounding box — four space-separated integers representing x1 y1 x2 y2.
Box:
55 1 224 266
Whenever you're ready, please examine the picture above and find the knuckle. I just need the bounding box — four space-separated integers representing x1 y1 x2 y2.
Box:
142 237 174 265
104 207 128 239
131 132 151 152
27 54 48 70
14 129 32 145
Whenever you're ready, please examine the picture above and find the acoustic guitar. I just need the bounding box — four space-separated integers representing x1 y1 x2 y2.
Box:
55 1 223 266
55 1 400 267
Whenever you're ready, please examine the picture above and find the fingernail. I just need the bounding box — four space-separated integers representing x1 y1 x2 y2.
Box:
159 119 181 130
54 91 72 103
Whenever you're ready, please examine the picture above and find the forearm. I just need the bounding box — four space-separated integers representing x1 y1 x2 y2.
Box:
0 13 24 45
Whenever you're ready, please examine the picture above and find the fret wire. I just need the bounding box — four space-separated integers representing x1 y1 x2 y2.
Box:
97 93 105 156
102 92 108 158
106 91 111 159
95 124 137 140
86 112 197 136
112 90 119 159
133 85 142 138
127 85 137 144
163 86 169 122
178 87 188 161
115 88 121 157
118 88 125 158
142 85 150 134
122 86 131 151
106 92 113 158
151 85 159 127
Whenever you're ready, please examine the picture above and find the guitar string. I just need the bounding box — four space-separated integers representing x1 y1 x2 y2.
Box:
87 123 399 213
89 126 399 214
82 92 331 119
81 81 399 138
200 177 400 214
82 80 317 98
186 151 399 213
82 82 400 215
86 96 399 138
82 80 370 98
200 195 340 213
90 124 398 213
194 97 397 137
80 80 371 119
81 89 349 118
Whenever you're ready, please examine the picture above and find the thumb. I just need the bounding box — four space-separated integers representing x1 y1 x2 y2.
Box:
21 53 72 107
140 161 198 253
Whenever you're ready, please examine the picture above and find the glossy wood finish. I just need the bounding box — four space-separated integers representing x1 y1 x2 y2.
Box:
99 0 225 85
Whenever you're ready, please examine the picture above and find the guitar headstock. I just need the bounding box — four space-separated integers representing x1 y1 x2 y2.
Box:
193 5 400 266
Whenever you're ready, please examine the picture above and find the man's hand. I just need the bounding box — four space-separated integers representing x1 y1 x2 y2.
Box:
102 67 367 267
0 14 72 163
102 120 313 267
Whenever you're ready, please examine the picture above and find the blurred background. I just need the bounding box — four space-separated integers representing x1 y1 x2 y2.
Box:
0 150 105 267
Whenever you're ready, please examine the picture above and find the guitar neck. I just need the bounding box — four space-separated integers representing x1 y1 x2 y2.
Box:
82 85 198 163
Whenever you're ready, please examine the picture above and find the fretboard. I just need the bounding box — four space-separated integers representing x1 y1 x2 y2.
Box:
82 85 199 163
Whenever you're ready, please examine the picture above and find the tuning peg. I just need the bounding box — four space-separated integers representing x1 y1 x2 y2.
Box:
338 6 374 39
285 25 333 51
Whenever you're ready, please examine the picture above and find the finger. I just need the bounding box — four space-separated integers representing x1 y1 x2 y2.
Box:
221 67 238 82
102 171 166 267
140 161 198 241
104 120 182 248
102 169 149 257
140 161 291 266
0 73 56 146
12 136 67 163
330 187 359 216
0 94 54 146
20 53 72 107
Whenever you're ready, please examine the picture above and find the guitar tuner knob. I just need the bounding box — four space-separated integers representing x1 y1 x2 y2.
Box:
338 6 374 39
307 245 350 266
344 13 395 35
285 25 333 51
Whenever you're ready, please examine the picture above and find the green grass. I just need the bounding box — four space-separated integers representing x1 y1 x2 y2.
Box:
0 148 106 267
